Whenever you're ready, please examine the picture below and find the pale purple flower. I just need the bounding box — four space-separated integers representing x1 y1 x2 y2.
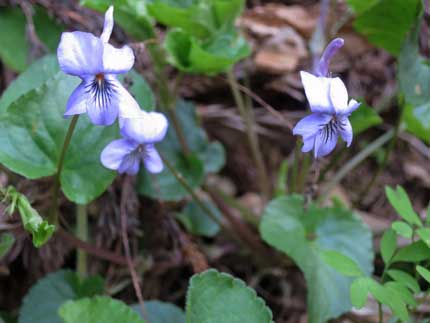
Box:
57 6 140 125
293 38 360 158
101 111 168 175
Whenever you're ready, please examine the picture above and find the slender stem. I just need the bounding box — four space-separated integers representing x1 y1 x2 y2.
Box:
378 303 383 323
120 176 149 322
160 153 225 229
227 70 270 200
297 154 311 193
50 115 79 225
291 140 301 193
76 204 88 277
319 129 395 203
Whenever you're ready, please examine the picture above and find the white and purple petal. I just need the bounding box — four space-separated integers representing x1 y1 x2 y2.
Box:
143 144 164 174
293 113 331 138
100 6 114 43
329 77 349 114
64 81 88 117
300 71 335 114
338 118 353 147
57 31 103 77
121 111 169 144
102 43 135 74
118 152 141 175
314 128 339 158
100 139 139 171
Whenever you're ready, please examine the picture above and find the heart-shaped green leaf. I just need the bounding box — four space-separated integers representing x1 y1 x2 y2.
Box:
186 269 274 323
260 195 373 323
19 270 104 323
133 300 185 323
59 296 145 323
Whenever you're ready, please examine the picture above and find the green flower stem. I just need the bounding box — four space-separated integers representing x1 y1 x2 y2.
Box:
318 129 395 203
76 204 88 277
50 115 79 225
290 140 301 193
227 70 270 200
159 153 224 229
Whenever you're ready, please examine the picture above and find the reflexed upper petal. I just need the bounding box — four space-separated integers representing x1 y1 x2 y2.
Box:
293 113 331 138
314 128 339 158
57 31 103 76
329 77 349 114
100 6 114 43
339 118 353 147
143 145 164 174
300 71 334 114
64 82 88 117
102 43 134 74
101 139 139 171
121 111 169 144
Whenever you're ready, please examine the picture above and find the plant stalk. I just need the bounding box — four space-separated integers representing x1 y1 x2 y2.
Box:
76 204 88 277
50 115 79 225
226 70 270 200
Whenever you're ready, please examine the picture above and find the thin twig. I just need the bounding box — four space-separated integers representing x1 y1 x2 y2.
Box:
120 176 149 322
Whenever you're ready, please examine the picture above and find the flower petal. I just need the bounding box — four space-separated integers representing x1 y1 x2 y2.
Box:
64 82 88 117
314 129 339 158
118 153 141 175
101 139 139 171
302 135 316 153
329 77 349 114
143 144 164 174
293 113 331 138
102 43 134 74
100 6 114 43
108 77 142 119
86 88 119 126
121 111 169 144
342 99 361 116
57 31 103 76
339 118 353 147
300 71 334 114
316 38 344 77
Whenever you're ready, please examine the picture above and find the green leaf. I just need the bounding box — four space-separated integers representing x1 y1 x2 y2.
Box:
392 241 430 263
165 29 251 75
133 300 185 323
138 100 225 201
349 102 383 134
387 269 420 293
385 186 422 226
346 0 379 14
259 195 374 323
212 0 245 28
416 265 430 283
19 270 104 323
275 160 288 197
384 281 417 307
186 269 274 323
176 200 222 237
16 193 54 247
0 6 63 71
80 0 154 40
119 70 156 111
0 233 14 258
380 229 397 264
0 72 118 204
367 279 409 322
320 250 364 277
352 0 421 56
59 296 145 323
399 28 430 142
350 277 370 309
392 221 413 238
416 227 430 246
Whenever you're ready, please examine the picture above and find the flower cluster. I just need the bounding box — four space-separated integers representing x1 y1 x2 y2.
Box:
293 38 360 158
57 6 168 174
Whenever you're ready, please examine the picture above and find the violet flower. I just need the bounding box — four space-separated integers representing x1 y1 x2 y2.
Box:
293 38 360 158
101 111 168 175
57 6 140 125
